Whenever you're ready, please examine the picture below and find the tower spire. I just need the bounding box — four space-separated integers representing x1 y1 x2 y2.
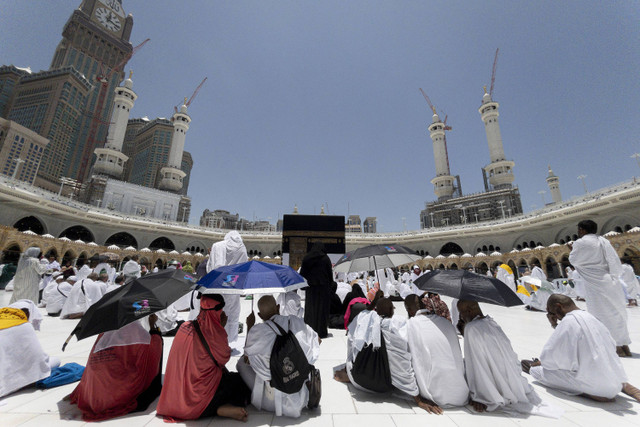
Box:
546 165 562 203
92 72 137 179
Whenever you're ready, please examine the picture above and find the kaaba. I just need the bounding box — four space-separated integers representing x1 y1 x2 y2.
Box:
282 214 346 270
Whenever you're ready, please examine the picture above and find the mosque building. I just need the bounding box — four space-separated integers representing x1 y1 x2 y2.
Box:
420 88 524 229
0 0 194 222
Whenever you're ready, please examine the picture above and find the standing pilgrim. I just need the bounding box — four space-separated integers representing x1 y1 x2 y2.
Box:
530 262 547 281
300 242 333 338
568 220 631 357
10 247 47 305
206 231 248 346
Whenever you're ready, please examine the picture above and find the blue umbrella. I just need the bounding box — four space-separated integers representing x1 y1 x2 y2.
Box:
196 260 307 295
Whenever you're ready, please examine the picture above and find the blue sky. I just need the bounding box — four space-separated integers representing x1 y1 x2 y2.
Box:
2 1 639 231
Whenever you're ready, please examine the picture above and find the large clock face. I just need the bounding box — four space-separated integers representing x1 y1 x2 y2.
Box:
95 7 122 32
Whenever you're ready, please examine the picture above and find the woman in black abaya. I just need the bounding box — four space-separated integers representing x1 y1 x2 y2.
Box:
300 242 333 338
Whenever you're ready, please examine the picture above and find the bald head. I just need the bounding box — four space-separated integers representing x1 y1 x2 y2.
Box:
547 293 579 321
257 295 279 320
404 294 423 318
375 297 394 318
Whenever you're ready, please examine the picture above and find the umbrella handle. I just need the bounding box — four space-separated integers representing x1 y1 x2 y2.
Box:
62 333 73 352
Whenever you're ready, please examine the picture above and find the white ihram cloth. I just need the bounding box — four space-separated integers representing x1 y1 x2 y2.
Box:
122 259 141 279
10 247 46 305
463 316 562 417
569 234 630 346
531 266 547 281
528 280 555 312
60 278 106 318
530 310 627 399
155 304 178 333
241 314 319 418
407 310 469 406
42 280 73 315
8 299 44 331
380 316 420 397
206 231 248 345
496 267 516 290
0 322 60 397
75 264 92 281
277 291 304 318
93 263 116 283
620 264 640 300
335 281 351 303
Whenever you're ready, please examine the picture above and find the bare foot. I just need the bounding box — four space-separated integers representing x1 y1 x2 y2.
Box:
581 393 615 402
622 383 640 403
623 345 632 357
333 368 351 383
616 346 629 357
216 404 248 422
471 400 487 412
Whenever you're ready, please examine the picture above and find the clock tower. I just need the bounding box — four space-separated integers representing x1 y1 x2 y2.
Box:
48 0 133 184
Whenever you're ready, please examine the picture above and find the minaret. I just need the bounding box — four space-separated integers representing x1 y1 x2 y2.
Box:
546 165 562 203
92 71 136 179
479 87 515 190
429 108 455 200
158 99 191 192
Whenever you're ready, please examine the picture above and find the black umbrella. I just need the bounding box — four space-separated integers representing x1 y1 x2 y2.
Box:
333 244 422 273
414 269 523 307
62 269 196 350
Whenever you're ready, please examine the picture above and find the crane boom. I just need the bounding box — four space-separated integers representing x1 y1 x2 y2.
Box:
186 77 207 107
489 48 499 97
419 88 436 114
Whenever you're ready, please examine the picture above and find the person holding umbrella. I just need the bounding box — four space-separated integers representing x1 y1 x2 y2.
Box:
68 314 163 421
300 242 333 338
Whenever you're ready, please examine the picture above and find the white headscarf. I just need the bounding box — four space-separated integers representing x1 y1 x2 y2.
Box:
9 299 43 331
94 319 151 353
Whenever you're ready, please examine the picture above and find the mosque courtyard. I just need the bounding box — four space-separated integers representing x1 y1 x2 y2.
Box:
1 291 640 427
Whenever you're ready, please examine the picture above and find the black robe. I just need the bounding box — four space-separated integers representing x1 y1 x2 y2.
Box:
300 243 333 338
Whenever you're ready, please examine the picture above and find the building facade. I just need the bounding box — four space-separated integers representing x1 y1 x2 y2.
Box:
0 118 49 184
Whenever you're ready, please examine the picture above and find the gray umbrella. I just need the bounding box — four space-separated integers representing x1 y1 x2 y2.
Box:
333 244 422 273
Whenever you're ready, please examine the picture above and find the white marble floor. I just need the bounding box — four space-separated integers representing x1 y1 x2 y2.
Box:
1 291 640 426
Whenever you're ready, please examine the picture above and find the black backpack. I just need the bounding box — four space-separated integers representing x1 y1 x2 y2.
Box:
268 319 311 394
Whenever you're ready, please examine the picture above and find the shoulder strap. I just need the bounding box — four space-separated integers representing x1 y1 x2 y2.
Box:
57 283 68 298
192 320 221 368
80 280 86 295
267 318 288 336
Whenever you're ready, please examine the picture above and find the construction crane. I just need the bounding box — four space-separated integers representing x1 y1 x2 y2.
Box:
174 77 207 114
419 88 453 171
489 48 499 98
419 88 436 114
78 38 150 182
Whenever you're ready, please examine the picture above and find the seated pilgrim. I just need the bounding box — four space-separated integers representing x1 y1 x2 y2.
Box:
522 294 640 403
0 301 60 397
237 295 320 418
405 295 469 408
42 274 75 316
156 294 251 421
457 300 561 417
276 290 304 318
60 273 106 319
334 297 443 414
68 315 163 421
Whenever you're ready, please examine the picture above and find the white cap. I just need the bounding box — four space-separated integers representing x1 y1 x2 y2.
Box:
68 276 77 282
